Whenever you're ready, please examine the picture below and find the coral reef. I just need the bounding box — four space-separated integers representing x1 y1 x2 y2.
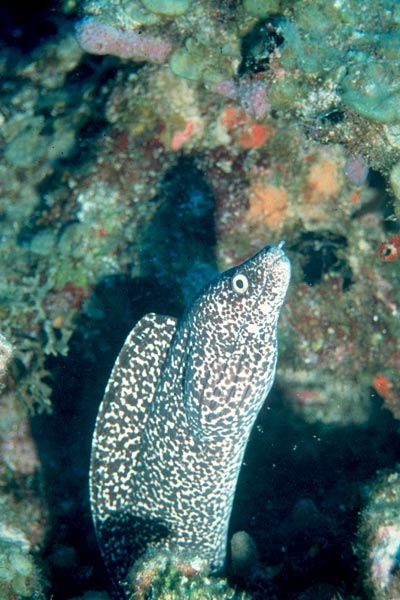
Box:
357 468 400 599
127 551 251 600
0 324 49 596
0 336 13 388
0 362 48 598
76 0 400 174
0 0 399 598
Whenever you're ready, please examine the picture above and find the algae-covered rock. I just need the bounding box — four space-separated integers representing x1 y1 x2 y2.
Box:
242 0 281 18
357 468 400 599
0 515 47 599
342 59 400 123
390 161 400 218
169 38 234 82
141 0 191 16
127 550 251 599
0 336 13 384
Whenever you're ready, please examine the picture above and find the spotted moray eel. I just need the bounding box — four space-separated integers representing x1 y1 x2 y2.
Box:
90 243 291 597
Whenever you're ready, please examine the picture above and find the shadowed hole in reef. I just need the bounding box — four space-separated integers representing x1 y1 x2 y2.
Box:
139 156 218 297
290 231 352 289
238 14 287 77
0 0 58 52
229 388 400 599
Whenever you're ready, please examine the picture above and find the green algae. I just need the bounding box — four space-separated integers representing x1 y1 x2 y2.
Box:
242 0 281 18
390 161 400 218
0 497 47 600
169 43 208 81
127 552 251 600
0 540 44 598
265 0 400 129
0 336 13 388
141 0 191 16
169 38 234 83
342 59 400 123
79 0 400 139
123 2 161 24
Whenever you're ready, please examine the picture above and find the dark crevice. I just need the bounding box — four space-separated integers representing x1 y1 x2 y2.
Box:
290 231 352 289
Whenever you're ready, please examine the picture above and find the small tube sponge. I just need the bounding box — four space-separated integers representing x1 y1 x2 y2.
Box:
75 17 173 63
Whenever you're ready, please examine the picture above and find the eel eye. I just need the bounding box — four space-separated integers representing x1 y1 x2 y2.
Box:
232 273 249 294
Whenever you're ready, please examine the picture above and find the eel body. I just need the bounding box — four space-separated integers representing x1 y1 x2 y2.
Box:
90 243 291 596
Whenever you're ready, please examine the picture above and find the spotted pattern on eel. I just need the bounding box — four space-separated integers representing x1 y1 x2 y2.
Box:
90 243 291 597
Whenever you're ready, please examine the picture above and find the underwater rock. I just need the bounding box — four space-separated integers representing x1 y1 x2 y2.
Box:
357 468 400 599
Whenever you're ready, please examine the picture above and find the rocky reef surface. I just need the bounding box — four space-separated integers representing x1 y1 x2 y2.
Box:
0 0 399 598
